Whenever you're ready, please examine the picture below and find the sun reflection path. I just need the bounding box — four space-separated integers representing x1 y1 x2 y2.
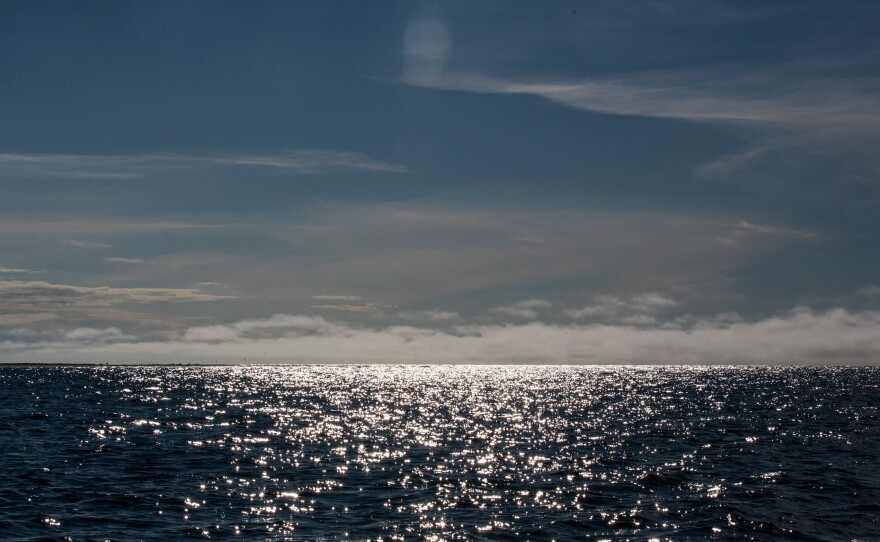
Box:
3 365 877 540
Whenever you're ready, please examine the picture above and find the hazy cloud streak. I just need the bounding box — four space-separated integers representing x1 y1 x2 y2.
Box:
0 150 406 179
0 280 232 311
104 257 145 264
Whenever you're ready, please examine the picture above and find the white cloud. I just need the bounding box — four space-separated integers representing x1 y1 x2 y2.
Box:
3 307 879 364
0 150 406 179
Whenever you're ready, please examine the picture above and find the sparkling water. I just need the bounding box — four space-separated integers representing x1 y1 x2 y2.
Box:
1 365 877 540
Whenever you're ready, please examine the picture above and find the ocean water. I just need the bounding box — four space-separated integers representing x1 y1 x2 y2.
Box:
0 366 877 541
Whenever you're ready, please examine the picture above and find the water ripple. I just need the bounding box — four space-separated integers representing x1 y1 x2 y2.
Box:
0 365 878 540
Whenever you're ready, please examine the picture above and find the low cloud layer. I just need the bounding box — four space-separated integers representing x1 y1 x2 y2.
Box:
0 204 827 332
2 306 878 365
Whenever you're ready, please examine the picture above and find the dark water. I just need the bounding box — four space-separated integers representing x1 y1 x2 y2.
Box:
0 366 878 541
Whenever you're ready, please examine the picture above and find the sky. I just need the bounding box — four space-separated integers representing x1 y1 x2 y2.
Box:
1 1 879 363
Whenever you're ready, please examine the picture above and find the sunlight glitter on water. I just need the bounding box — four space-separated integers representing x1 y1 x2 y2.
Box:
0 365 878 540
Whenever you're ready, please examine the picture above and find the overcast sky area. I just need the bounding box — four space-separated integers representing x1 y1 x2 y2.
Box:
1 1 879 363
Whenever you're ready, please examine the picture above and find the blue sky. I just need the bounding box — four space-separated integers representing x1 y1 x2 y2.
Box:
1 1 879 363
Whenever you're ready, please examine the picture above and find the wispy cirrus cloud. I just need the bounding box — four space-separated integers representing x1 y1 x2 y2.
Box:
216 151 406 173
0 219 218 237
407 68 880 129
402 67 880 185
401 42 880 186
63 240 114 249
403 2 878 135
730 220 822 241
0 150 406 180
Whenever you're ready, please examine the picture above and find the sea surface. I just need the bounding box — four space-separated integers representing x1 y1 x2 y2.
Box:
0 365 877 541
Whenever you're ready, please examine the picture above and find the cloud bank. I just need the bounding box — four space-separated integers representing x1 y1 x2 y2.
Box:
2 306 878 364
